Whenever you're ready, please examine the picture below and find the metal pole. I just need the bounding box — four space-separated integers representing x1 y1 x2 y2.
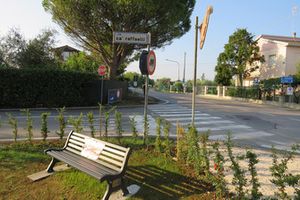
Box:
183 52 186 83
143 44 150 144
177 62 180 81
192 16 199 125
99 77 104 136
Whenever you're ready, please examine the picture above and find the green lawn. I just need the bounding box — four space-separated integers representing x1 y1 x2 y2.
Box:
0 138 214 200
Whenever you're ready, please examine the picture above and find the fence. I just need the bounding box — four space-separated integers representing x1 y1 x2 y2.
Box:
198 86 300 104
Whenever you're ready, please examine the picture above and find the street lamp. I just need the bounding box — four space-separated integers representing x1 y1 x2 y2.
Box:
165 59 180 81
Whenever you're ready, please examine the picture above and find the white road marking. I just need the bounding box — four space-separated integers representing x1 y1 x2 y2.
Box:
158 113 210 117
196 124 251 132
179 120 233 126
165 116 222 121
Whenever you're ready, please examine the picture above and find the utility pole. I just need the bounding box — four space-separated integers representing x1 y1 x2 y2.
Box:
183 52 186 83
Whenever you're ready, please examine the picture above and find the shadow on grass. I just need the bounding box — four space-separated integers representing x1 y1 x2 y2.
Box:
126 165 213 200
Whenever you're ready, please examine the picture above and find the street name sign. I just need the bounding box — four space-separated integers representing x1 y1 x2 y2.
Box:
113 32 151 45
281 76 293 84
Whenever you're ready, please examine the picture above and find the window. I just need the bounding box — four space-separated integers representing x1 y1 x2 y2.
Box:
268 54 276 67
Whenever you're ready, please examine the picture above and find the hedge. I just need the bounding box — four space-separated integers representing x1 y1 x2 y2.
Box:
0 68 100 108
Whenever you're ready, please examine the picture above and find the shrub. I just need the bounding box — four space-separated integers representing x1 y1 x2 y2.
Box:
187 125 201 174
225 133 247 198
129 116 138 139
98 103 103 137
7 113 18 142
199 131 210 176
115 110 123 144
87 112 95 138
68 113 84 133
0 68 99 108
104 106 116 138
176 122 187 162
143 115 149 146
163 120 171 157
21 109 33 142
41 112 50 141
155 117 162 152
56 107 66 140
246 150 262 199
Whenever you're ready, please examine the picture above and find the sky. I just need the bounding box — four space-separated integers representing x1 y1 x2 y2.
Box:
0 0 300 81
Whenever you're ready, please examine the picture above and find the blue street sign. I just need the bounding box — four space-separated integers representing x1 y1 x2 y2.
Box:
280 76 293 84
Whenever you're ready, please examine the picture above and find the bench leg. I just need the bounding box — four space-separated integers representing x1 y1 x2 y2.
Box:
120 177 129 196
46 157 59 173
102 180 113 200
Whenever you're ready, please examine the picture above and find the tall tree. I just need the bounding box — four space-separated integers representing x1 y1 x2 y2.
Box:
215 29 264 86
43 0 195 79
214 53 233 86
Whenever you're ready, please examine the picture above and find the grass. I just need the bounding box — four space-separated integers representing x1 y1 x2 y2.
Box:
0 138 214 200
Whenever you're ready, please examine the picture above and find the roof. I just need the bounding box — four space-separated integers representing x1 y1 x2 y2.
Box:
256 34 300 43
54 45 80 52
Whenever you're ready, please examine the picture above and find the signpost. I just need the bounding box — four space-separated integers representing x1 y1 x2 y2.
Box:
98 65 107 105
113 31 152 144
287 87 294 95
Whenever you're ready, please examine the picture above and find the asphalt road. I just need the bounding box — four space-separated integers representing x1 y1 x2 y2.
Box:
1 89 300 151
146 89 300 150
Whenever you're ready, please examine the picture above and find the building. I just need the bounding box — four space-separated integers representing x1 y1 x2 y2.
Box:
54 45 80 61
244 34 300 86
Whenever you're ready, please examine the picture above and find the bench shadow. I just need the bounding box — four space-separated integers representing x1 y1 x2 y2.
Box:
125 165 213 200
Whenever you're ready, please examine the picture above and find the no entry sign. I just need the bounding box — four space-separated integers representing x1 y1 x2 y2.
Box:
98 65 107 76
147 50 156 75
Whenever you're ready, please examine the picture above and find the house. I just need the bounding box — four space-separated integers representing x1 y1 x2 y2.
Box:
244 34 300 86
54 45 80 61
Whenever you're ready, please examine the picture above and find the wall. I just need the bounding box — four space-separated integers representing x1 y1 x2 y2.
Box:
285 46 300 76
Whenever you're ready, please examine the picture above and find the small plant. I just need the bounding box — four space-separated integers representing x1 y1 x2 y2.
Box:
176 122 188 162
200 131 210 176
155 117 162 152
187 125 201 174
87 112 95 138
212 141 227 198
143 114 149 146
163 120 171 157
7 113 18 142
270 145 299 199
104 106 116 138
56 107 66 140
225 133 247 199
21 109 33 142
98 103 104 137
41 112 50 141
68 113 84 133
246 150 262 200
115 110 123 144
129 116 138 139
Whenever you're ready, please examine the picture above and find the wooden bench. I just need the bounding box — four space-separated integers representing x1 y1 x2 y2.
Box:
45 130 131 200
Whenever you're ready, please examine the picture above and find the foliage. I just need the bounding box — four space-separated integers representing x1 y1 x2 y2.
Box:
115 110 123 144
176 123 188 162
129 116 138 138
199 131 210 176
215 28 264 86
225 133 247 198
21 109 33 142
163 120 171 157
0 68 99 108
143 114 149 146
227 86 260 99
87 112 95 138
187 125 201 175
56 107 66 140
174 81 184 93
98 103 103 137
155 117 162 152
62 52 100 73
212 142 227 198
270 145 300 199
122 72 154 88
41 112 50 141
68 113 84 133
7 113 18 142
43 0 195 79
155 78 171 92
104 106 116 138
246 150 262 200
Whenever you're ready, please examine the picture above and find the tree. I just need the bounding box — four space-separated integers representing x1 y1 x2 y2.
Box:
155 78 171 92
43 0 195 79
214 53 233 86
62 51 99 73
17 30 58 68
215 29 264 86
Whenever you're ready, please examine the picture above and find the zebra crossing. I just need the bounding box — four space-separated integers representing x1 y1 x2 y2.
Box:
148 103 275 142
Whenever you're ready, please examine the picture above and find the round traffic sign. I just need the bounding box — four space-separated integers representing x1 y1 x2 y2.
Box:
147 50 156 75
98 65 107 76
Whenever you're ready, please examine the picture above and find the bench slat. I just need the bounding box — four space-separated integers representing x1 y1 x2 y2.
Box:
103 146 126 157
69 138 85 147
70 135 85 143
98 155 123 167
68 143 83 152
48 151 107 179
93 158 121 172
101 151 124 161
66 147 82 155
49 150 119 176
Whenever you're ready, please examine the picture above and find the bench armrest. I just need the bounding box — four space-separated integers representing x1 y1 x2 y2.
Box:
44 147 64 154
